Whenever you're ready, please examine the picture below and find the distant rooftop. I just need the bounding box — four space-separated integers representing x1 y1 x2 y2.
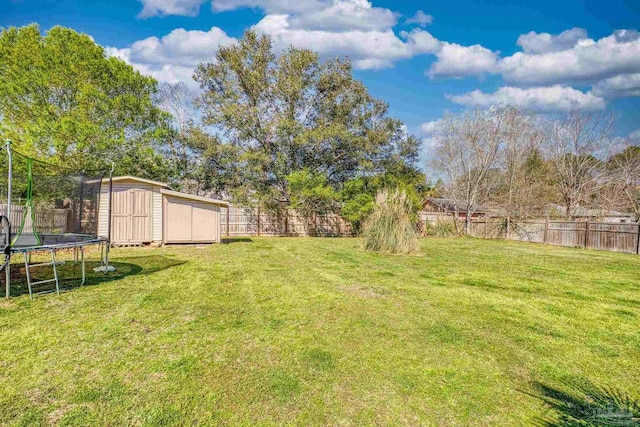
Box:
425 198 488 213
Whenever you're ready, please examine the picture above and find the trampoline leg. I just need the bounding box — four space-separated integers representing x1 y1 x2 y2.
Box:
5 261 9 299
24 253 32 300
81 247 85 286
51 249 60 295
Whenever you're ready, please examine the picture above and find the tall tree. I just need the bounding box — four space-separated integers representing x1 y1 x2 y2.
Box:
194 30 420 212
516 149 557 217
605 144 640 220
543 110 615 217
500 108 532 220
0 24 171 177
432 108 505 234
154 82 202 191
492 107 552 226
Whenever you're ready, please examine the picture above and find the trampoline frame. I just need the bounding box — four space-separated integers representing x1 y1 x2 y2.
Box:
2 140 114 299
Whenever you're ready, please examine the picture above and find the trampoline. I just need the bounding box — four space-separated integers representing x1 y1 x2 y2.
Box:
1 140 114 299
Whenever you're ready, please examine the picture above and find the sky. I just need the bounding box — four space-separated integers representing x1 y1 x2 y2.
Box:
2 0 640 171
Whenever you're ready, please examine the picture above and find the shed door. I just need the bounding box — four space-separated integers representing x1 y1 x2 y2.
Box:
164 196 219 243
165 200 192 242
192 203 218 241
112 187 151 243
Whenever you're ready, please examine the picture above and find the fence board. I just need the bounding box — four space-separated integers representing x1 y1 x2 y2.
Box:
0 204 68 234
546 221 587 248
587 222 639 254
463 217 640 255
509 221 545 243
220 206 352 237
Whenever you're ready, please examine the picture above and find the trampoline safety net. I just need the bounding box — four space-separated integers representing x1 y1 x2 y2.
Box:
0 149 106 248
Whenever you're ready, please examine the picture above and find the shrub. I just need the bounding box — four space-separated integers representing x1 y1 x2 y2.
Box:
434 219 460 237
362 189 419 254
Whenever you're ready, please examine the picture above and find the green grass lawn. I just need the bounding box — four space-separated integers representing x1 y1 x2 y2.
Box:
1 237 640 426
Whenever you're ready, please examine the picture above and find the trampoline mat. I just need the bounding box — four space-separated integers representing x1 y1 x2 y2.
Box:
1 232 106 251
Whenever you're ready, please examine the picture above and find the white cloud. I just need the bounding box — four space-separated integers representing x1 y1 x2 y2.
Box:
126 3 640 111
106 46 197 86
105 26 236 87
499 30 640 85
419 119 443 135
630 130 640 140
406 10 433 27
592 73 640 98
137 0 324 16
427 28 640 87
419 119 444 158
138 0 206 17
403 28 440 54
516 27 588 54
446 85 606 111
139 0 393 26
417 27 640 106
254 14 421 70
422 136 437 152
134 0 433 71
427 42 499 78
211 0 323 13
210 0 398 33
287 0 398 32
131 27 233 67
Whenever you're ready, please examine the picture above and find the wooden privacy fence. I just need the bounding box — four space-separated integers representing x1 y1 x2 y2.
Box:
0 204 68 234
467 218 640 255
220 206 353 237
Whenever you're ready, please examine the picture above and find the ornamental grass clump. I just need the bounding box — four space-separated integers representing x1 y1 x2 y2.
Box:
363 189 419 254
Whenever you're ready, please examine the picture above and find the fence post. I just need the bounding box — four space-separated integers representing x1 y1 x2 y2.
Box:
312 213 317 237
505 217 510 240
226 207 230 237
585 221 590 249
284 211 289 236
256 206 261 237
636 223 640 255
543 217 549 243
484 218 488 238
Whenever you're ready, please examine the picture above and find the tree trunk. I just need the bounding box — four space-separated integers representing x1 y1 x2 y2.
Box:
451 213 460 236
565 199 573 219
465 214 471 236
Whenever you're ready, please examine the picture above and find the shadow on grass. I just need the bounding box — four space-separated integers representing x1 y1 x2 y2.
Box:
223 237 253 244
526 378 640 426
5 255 186 297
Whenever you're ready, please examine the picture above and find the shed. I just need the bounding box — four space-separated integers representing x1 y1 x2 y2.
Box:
97 176 228 245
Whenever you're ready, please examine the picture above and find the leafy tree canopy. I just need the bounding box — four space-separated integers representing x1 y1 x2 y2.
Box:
339 165 430 233
0 24 171 178
194 29 422 214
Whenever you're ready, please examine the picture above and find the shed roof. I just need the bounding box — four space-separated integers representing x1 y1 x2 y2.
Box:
104 176 229 206
104 176 170 188
161 188 229 206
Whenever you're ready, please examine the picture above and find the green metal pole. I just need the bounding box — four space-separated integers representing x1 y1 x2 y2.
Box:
5 140 12 299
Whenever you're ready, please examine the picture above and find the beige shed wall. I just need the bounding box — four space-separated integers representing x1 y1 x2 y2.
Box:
98 187 110 239
152 189 163 242
163 195 221 243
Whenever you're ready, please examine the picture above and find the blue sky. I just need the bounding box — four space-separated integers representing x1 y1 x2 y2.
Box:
3 0 640 166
